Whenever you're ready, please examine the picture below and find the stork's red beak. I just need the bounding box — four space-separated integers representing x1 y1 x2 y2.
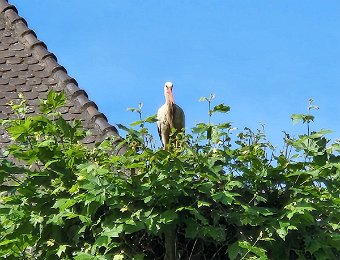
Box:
166 87 172 94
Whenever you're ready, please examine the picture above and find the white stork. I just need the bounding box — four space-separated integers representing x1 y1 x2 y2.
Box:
157 82 185 147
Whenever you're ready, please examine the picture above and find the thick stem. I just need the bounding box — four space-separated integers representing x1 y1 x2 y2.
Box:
164 225 177 260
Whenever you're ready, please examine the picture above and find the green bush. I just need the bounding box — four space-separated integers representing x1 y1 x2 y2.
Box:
0 92 339 259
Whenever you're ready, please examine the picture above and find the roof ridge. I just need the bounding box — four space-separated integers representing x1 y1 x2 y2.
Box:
0 0 124 150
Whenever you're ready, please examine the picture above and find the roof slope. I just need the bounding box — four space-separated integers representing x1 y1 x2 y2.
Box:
0 0 123 155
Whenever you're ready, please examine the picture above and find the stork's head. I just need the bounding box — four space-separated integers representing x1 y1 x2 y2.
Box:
164 81 174 104
164 81 173 92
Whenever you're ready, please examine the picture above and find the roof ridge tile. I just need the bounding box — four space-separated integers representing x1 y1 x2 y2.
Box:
0 0 15 13
76 94 96 110
3 7 22 24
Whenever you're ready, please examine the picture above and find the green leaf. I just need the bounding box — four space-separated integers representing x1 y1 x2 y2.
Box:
212 191 235 205
40 90 66 114
130 120 144 127
275 222 298 240
116 123 130 132
216 122 232 129
143 196 153 203
291 113 314 125
113 254 125 260
56 117 78 140
257 207 274 216
132 253 145 260
52 198 77 211
56 244 68 257
285 203 316 220
30 213 44 227
181 207 208 225
94 236 110 248
145 114 158 123
197 200 211 208
102 225 124 238
74 253 107 260
212 104 230 113
6 118 33 141
192 123 210 134
309 129 332 138
203 226 225 242
330 223 340 231
0 239 17 247
197 182 213 194
291 114 304 124
184 219 199 238
126 162 145 169
125 221 145 234
228 242 242 260
226 181 243 189
239 240 267 258
306 239 323 254
159 210 178 224
127 107 138 112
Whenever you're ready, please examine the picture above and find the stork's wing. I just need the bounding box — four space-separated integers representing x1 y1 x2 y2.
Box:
174 104 185 131
157 120 162 144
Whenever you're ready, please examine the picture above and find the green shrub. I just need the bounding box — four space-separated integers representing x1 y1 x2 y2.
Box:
0 92 339 259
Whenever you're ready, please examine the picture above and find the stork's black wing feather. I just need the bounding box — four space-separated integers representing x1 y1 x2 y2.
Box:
157 122 163 145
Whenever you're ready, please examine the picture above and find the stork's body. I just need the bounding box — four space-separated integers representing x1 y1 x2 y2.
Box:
157 82 185 147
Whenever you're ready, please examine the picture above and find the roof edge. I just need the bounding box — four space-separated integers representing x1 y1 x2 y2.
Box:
1 0 121 142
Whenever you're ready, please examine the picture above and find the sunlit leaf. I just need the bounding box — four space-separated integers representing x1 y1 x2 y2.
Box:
212 104 230 113
40 90 66 114
145 114 158 123
56 245 68 257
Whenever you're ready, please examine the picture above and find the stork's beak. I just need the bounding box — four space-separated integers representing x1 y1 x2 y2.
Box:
164 82 174 104
166 87 172 94
168 88 174 104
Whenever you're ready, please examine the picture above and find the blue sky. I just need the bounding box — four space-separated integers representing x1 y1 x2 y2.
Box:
10 1 340 148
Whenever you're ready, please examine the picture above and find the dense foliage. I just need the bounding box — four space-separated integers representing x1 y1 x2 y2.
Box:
0 91 339 259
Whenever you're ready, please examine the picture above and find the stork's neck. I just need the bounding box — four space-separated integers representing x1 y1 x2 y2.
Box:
165 90 175 106
165 92 175 128
166 97 174 106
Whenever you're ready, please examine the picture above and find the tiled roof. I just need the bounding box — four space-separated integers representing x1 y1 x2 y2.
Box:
0 0 124 155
